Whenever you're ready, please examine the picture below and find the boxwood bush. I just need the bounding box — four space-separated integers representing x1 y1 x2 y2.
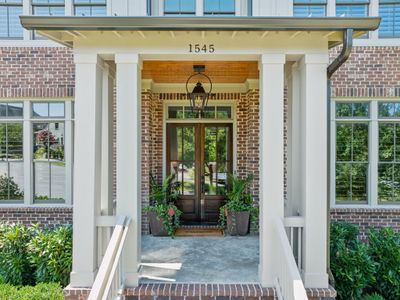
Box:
331 222 400 300
0 283 63 300
0 223 72 287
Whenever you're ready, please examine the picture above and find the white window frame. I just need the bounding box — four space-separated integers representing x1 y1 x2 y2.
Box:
331 98 400 208
0 99 73 207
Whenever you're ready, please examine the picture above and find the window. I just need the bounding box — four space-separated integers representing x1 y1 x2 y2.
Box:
293 0 327 17
32 0 65 16
335 102 370 204
0 102 24 202
167 105 232 120
33 117 65 204
164 0 195 15
378 102 400 203
336 0 369 16
379 0 400 38
0 0 23 39
204 0 235 16
74 0 106 16
32 102 65 118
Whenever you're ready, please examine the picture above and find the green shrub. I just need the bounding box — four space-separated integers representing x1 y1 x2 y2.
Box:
330 222 376 300
0 224 36 285
0 283 63 300
28 226 72 287
362 293 385 300
368 227 400 300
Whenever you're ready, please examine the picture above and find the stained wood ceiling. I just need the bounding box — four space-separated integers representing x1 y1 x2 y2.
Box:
142 61 259 84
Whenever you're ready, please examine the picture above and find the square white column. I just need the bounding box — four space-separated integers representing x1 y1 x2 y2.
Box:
258 53 286 287
101 64 115 216
70 53 103 287
115 53 142 287
299 53 329 288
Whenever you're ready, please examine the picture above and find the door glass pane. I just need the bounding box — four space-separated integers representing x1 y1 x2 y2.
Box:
205 127 217 162
204 161 217 195
216 162 228 195
217 106 231 119
183 127 195 161
182 162 195 195
217 127 228 161
203 106 215 119
168 106 184 119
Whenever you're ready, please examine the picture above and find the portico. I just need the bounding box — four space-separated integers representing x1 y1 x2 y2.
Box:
20 15 380 298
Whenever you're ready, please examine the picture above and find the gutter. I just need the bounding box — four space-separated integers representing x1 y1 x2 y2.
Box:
326 28 354 287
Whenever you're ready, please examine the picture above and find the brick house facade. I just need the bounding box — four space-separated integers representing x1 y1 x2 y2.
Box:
1 45 399 237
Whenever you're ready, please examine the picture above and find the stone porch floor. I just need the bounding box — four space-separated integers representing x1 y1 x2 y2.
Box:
140 235 259 283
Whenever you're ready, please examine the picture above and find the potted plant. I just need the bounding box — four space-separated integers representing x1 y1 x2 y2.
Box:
145 173 182 237
219 174 257 236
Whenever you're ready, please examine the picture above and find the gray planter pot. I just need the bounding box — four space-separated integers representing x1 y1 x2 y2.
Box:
148 211 169 236
226 211 250 236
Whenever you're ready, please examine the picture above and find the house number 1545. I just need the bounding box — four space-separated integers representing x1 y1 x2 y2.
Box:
189 44 215 53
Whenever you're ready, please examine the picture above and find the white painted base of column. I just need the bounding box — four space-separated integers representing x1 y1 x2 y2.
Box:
70 271 96 287
304 272 329 289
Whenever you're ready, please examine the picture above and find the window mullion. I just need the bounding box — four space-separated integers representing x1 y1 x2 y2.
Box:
23 100 33 205
370 100 378 206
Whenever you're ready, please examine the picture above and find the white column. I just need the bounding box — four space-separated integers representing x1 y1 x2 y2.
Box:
196 0 203 16
22 0 30 40
101 64 115 215
70 53 103 287
23 100 32 204
65 101 73 206
290 63 301 216
65 0 73 16
369 0 379 39
299 54 329 288
115 53 142 287
259 53 285 287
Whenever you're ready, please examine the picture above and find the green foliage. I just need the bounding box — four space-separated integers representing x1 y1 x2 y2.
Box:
28 226 72 287
145 174 182 237
0 174 23 200
0 223 35 285
367 227 400 300
330 222 376 300
362 293 385 300
0 223 72 287
219 174 258 228
0 283 63 300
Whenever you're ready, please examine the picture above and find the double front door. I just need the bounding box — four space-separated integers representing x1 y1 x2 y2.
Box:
167 123 233 224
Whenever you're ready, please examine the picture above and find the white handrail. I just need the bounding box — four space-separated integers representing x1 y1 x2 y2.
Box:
273 217 308 300
88 216 131 300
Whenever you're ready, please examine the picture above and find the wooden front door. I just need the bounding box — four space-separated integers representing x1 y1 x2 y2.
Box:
167 123 233 224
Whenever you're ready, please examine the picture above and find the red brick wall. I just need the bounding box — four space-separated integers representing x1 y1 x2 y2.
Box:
0 47 74 97
330 208 400 239
330 46 400 97
0 207 72 227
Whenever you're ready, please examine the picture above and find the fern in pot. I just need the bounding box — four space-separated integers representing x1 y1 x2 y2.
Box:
219 174 257 236
145 173 182 237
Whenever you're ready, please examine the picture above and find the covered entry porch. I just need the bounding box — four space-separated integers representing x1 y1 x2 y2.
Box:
20 15 379 299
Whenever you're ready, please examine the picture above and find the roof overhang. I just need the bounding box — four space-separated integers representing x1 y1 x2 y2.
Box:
20 16 380 48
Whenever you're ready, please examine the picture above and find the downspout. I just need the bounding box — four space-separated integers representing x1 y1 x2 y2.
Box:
326 28 353 287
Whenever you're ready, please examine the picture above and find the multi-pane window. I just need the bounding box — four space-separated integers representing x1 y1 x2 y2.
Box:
74 0 106 16
0 103 24 202
336 0 369 16
0 0 23 39
164 0 195 15
204 0 235 16
167 106 232 120
32 0 65 16
379 0 400 38
32 102 65 202
335 102 370 203
378 102 400 203
293 0 327 17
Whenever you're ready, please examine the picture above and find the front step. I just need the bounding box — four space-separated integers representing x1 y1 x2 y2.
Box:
125 283 276 300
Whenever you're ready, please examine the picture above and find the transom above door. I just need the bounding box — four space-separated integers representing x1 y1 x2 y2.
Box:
167 123 233 224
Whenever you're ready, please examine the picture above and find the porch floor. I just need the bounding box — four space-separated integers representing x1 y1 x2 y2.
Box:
140 235 259 283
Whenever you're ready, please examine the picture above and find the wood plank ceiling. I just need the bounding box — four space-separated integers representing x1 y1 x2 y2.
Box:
142 61 259 84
